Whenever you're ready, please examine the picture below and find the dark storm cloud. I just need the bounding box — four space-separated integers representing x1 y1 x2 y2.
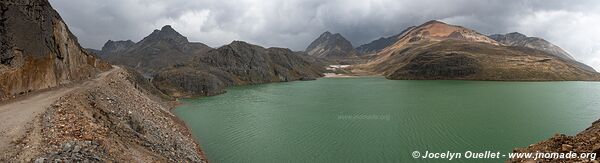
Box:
49 0 600 69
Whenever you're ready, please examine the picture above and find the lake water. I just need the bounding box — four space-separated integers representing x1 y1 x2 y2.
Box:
174 77 600 162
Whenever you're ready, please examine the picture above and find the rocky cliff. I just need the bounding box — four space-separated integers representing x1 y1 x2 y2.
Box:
361 20 599 81
306 31 359 58
154 41 324 98
104 25 212 75
0 0 110 100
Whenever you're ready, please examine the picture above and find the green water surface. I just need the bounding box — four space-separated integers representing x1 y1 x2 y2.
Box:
174 77 600 162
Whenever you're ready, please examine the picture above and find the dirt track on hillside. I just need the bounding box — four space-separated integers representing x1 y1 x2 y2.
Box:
0 66 118 152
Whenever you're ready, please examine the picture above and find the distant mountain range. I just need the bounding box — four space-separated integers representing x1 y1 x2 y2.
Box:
91 25 324 97
93 20 599 82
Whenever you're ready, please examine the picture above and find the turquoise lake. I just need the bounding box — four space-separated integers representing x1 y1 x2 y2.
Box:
174 77 600 162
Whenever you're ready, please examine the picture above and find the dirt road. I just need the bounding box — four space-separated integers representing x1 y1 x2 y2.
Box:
0 66 119 150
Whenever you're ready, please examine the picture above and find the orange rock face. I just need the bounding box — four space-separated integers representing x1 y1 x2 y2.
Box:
0 0 110 100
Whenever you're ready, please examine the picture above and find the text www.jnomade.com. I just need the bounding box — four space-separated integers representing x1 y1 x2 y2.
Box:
411 150 597 161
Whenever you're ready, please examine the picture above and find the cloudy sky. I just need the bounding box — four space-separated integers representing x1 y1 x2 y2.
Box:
50 0 600 70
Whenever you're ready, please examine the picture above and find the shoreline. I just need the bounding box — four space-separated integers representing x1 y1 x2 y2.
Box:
167 102 209 163
323 73 358 78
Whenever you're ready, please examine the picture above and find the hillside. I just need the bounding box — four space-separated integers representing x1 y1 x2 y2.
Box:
361 20 599 81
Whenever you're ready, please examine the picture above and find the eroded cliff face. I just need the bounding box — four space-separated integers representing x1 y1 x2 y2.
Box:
0 0 110 100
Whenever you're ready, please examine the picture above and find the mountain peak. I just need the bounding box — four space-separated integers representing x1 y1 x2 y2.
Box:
306 31 358 58
505 32 527 38
140 25 188 44
332 33 343 37
389 20 500 46
101 40 135 55
423 20 446 26
318 31 344 40
229 40 253 47
161 25 175 31
222 40 264 52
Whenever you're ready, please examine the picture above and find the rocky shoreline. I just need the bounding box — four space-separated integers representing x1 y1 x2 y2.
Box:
510 120 600 162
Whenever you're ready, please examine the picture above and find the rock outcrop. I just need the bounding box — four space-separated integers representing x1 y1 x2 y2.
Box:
104 25 212 75
356 26 414 54
0 0 110 100
306 31 359 58
361 20 599 81
510 119 600 162
154 41 324 98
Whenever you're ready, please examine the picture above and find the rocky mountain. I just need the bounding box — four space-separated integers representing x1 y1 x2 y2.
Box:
361 20 599 81
98 40 135 57
306 31 359 58
154 41 324 97
489 32 574 60
356 26 414 54
489 32 596 72
104 25 212 74
0 0 110 100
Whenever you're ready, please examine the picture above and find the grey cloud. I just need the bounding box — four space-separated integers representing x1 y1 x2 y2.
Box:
49 0 600 69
